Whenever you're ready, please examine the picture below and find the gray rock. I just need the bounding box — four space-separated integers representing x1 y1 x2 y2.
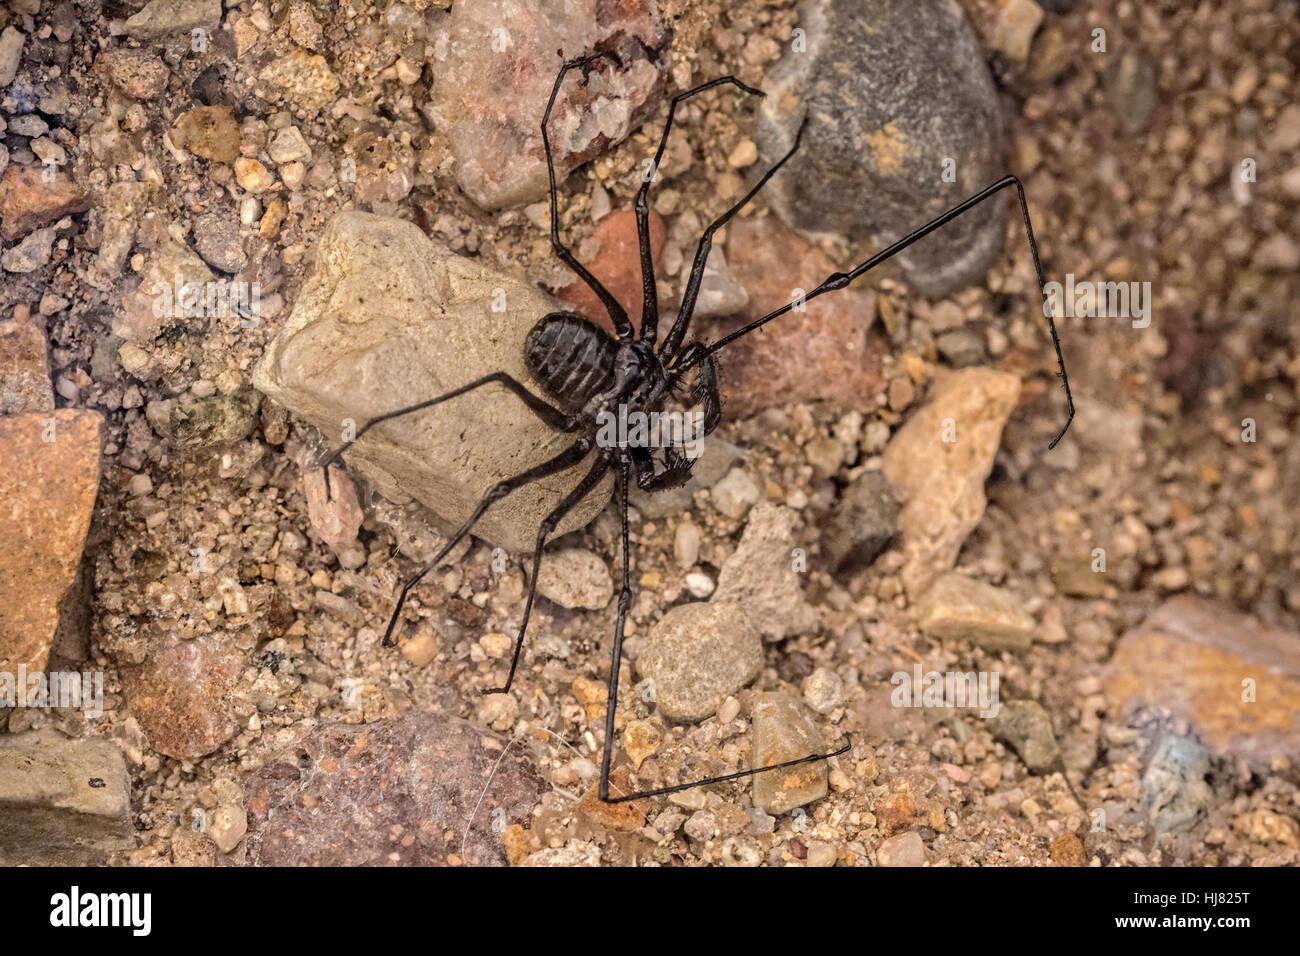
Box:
165 389 261 447
636 601 763 722
1104 50 1158 136
935 327 987 368
536 547 613 610
715 503 818 642
0 27 24 89
755 0 1008 296
629 435 744 520
245 711 547 866
0 729 135 865
692 248 749 319
123 0 222 40
9 114 48 137
803 667 844 714
710 466 760 519
252 211 612 552
193 210 246 274
989 700 1062 774
1141 734 1213 836
916 572 1036 649
430 0 669 210
823 470 899 573
1 225 56 273
751 691 828 813
0 305 54 415
267 126 312 165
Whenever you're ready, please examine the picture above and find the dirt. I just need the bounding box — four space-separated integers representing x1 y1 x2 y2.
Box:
2 0 1298 868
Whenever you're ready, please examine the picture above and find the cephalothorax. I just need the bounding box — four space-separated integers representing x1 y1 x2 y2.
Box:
321 53 1074 804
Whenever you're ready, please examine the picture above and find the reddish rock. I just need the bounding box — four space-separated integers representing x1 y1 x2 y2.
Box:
432 0 669 210
556 208 665 335
303 465 363 555
245 711 547 866
876 830 926 866
0 304 54 415
0 410 102 681
94 46 171 100
1104 596 1300 773
118 626 242 761
715 215 883 418
0 165 90 242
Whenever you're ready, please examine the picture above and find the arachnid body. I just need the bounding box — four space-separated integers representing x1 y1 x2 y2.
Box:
321 54 1074 804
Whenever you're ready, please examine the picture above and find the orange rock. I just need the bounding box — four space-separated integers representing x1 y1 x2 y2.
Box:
0 410 103 680
1104 595 1300 773
1049 833 1086 866
501 823 535 866
555 209 665 335
578 765 647 832
0 165 90 242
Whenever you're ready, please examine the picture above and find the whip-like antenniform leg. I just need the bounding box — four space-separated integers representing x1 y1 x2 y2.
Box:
697 174 1075 447
634 77 765 350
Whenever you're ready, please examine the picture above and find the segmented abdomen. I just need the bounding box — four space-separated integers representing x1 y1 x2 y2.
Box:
524 312 618 413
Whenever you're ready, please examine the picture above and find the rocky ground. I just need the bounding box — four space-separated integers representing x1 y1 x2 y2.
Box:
1 0 1298 867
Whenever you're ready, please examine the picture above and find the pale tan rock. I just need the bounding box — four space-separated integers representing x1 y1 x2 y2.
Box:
751 691 828 814
882 367 1020 595
253 211 611 552
916 572 1036 649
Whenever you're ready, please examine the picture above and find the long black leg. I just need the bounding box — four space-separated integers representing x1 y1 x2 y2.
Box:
598 454 635 801
543 54 635 342
696 174 1075 448
382 438 592 646
319 372 576 496
635 77 764 351
490 455 612 694
604 739 853 803
598 454 849 803
658 118 809 364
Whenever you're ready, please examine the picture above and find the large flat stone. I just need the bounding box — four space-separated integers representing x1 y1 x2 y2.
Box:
0 729 134 865
253 212 611 552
